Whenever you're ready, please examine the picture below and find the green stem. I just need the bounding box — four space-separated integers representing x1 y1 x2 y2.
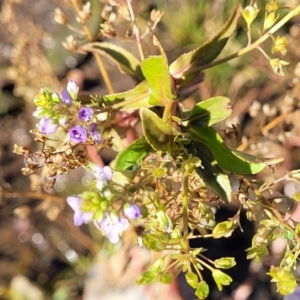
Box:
185 4 300 75
182 174 189 239
163 102 174 123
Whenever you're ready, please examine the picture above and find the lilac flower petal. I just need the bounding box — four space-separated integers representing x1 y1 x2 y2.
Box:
74 210 85 226
82 212 93 223
124 204 141 219
96 179 106 191
114 217 129 231
67 196 81 211
89 123 102 143
103 166 113 181
96 215 128 244
67 80 79 99
69 125 87 143
60 88 72 105
106 230 120 244
38 117 58 135
79 107 94 122
285 287 300 300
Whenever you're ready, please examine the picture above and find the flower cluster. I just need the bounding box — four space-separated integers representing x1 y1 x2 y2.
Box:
33 80 102 145
66 165 141 243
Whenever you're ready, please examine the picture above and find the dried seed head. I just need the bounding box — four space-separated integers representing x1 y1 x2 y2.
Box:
62 35 78 52
100 22 116 38
54 8 67 25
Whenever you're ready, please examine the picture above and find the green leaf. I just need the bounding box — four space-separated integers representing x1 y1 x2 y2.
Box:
195 281 209 299
189 126 275 174
186 272 199 289
193 143 232 202
140 108 176 152
142 55 176 106
83 80 151 110
148 257 165 273
114 136 152 171
142 233 165 252
84 42 143 81
169 5 241 81
183 96 232 127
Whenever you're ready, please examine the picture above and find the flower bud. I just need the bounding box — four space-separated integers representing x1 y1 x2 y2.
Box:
271 36 287 55
156 210 173 233
264 11 279 30
123 203 141 219
241 3 259 25
67 80 79 100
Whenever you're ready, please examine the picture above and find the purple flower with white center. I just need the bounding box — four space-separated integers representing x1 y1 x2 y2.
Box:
67 196 93 226
79 107 94 122
89 122 102 143
60 88 72 105
95 213 129 243
123 204 141 219
67 80 79 100
38 117 59 135
69 125 87 143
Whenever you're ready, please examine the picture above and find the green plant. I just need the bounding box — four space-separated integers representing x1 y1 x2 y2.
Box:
14 1 300 298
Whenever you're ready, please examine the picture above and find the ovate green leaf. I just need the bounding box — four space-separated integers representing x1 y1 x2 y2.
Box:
83 42 143 81
83 80 151 110
193 143 232 202
142 56 176 106
140 108 176 152
169 5 241 81
183 96 232 127
189 126 274 174
114 136 152 170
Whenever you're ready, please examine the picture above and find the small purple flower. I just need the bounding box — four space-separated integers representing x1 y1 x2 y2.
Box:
96 213 129 243
89 122 102 143
79 107 94 122
38 117 58 135
69 125 87 143
60 88 72 105
124 204 141 219
67 80 79 100
67 196 93 226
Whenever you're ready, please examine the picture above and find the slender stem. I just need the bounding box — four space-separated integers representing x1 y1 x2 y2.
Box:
162 102 173 123
70 0 114 94
66 23 85 35
182 174 189 239
126 0 145 61
247 24 252 46
185 4 300 75
196 257 214 271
